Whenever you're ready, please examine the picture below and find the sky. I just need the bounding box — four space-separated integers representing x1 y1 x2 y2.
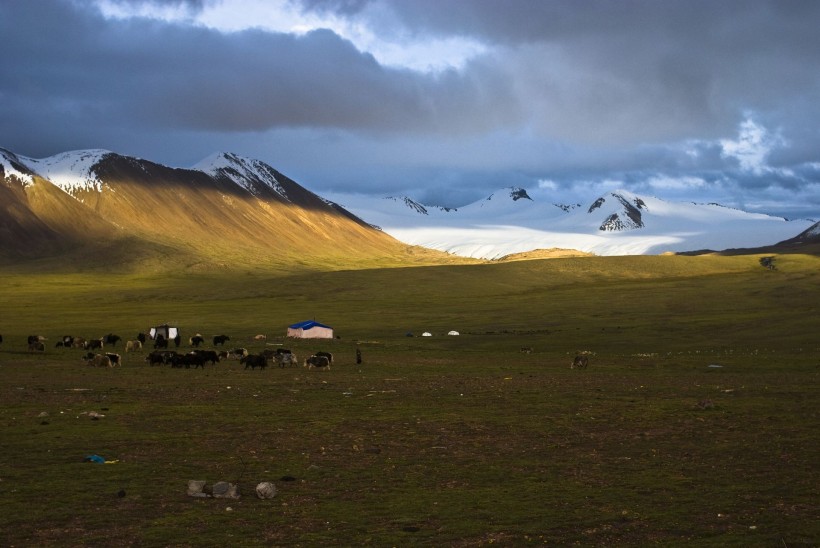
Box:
2 0 819 219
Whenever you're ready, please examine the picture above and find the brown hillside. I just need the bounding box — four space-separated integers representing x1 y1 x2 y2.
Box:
1 152 468 271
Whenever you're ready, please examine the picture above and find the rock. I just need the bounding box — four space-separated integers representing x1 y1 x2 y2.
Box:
187 480 207 497
212 481 240 499
255 481 277 499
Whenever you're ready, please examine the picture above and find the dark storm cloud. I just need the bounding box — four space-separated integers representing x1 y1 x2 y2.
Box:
299 0 820 147
1 0 819 218
0 0 521 156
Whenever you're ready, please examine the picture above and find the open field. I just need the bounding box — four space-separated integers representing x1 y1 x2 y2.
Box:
1 253 818 546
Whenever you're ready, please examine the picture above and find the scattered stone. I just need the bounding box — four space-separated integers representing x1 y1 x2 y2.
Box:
255 482 277 499
212 481 240 499
187 480 208 497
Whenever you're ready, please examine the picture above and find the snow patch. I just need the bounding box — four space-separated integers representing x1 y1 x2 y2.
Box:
193 152 287 199
18 150 111 195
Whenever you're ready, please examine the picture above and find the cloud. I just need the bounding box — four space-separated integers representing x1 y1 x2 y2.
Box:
720 118 786 174
1 0 819 219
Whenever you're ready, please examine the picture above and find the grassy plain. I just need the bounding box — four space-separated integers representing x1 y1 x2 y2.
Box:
0 252 818 546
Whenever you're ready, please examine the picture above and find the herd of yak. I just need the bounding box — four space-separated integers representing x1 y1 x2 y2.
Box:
5 332 334 370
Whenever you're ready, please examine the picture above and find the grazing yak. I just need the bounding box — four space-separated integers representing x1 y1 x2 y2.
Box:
274 352 298 368
85 353 113 368
304 355 331 370
315 351 333 365
154 335 168 349
103 333 121 347
28 341 46 352
192 349 220 365
241 354 267 370
125 340 143 352
146 350 178 366
213 335 230 346
226 348 248 360
170 352 207 369
189 334 205 347
262 348 297 367
88 338 104 351
571 354 590 369
137 332 147 344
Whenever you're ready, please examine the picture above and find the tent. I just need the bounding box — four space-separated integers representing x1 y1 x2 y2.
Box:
149 324 179 341
287 320 333 339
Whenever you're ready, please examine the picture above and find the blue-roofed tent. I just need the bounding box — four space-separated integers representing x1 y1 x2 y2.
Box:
287 320 333 339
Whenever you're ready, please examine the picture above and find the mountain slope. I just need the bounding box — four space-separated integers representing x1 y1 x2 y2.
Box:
327 188 815 259
0 148 457 270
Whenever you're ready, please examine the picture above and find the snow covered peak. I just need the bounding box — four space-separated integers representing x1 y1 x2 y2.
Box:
587 191 647 231
192 152 287 199
330 188 815 258
1 148 35 187
16 149 113 194
384 196 431 215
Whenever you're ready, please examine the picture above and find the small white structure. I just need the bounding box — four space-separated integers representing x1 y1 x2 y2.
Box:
421 332 432 337
448 330 460 336
149 324 178 340
287 320 333 339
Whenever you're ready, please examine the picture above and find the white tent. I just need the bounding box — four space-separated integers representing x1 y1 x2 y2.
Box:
448 331 460 336
287 320 334 339
149 324 178 340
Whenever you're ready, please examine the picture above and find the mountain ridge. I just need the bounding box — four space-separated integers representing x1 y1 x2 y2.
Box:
326 187 815 259
0 147 460 270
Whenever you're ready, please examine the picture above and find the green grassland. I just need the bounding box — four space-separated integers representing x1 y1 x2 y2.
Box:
1 252 818 546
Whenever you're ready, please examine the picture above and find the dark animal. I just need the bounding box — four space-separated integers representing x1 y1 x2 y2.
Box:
213 335 230 346
146 350 177 366
315 351 333 365
105 353 121 366
146 351 166 366
28 341 46 352
88 339 104 350
189 335 205 347
0 334 3 344
72 337 88 349
137 332 147 344
173 335 181 348
27 335 44 345
154 335 168 349
226 348 248 359
172 352 206 369
241 354 267 370
273 352 298 367
85 353 112 367
275 348 292 355
103 334 121 347
571 354 589 369
192 349 220 365
61 335 75 347
304 355 330 370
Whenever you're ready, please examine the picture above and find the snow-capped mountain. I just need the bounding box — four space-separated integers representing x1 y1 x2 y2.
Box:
0 147 407 265
3 146 815 263
325 187 816 258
